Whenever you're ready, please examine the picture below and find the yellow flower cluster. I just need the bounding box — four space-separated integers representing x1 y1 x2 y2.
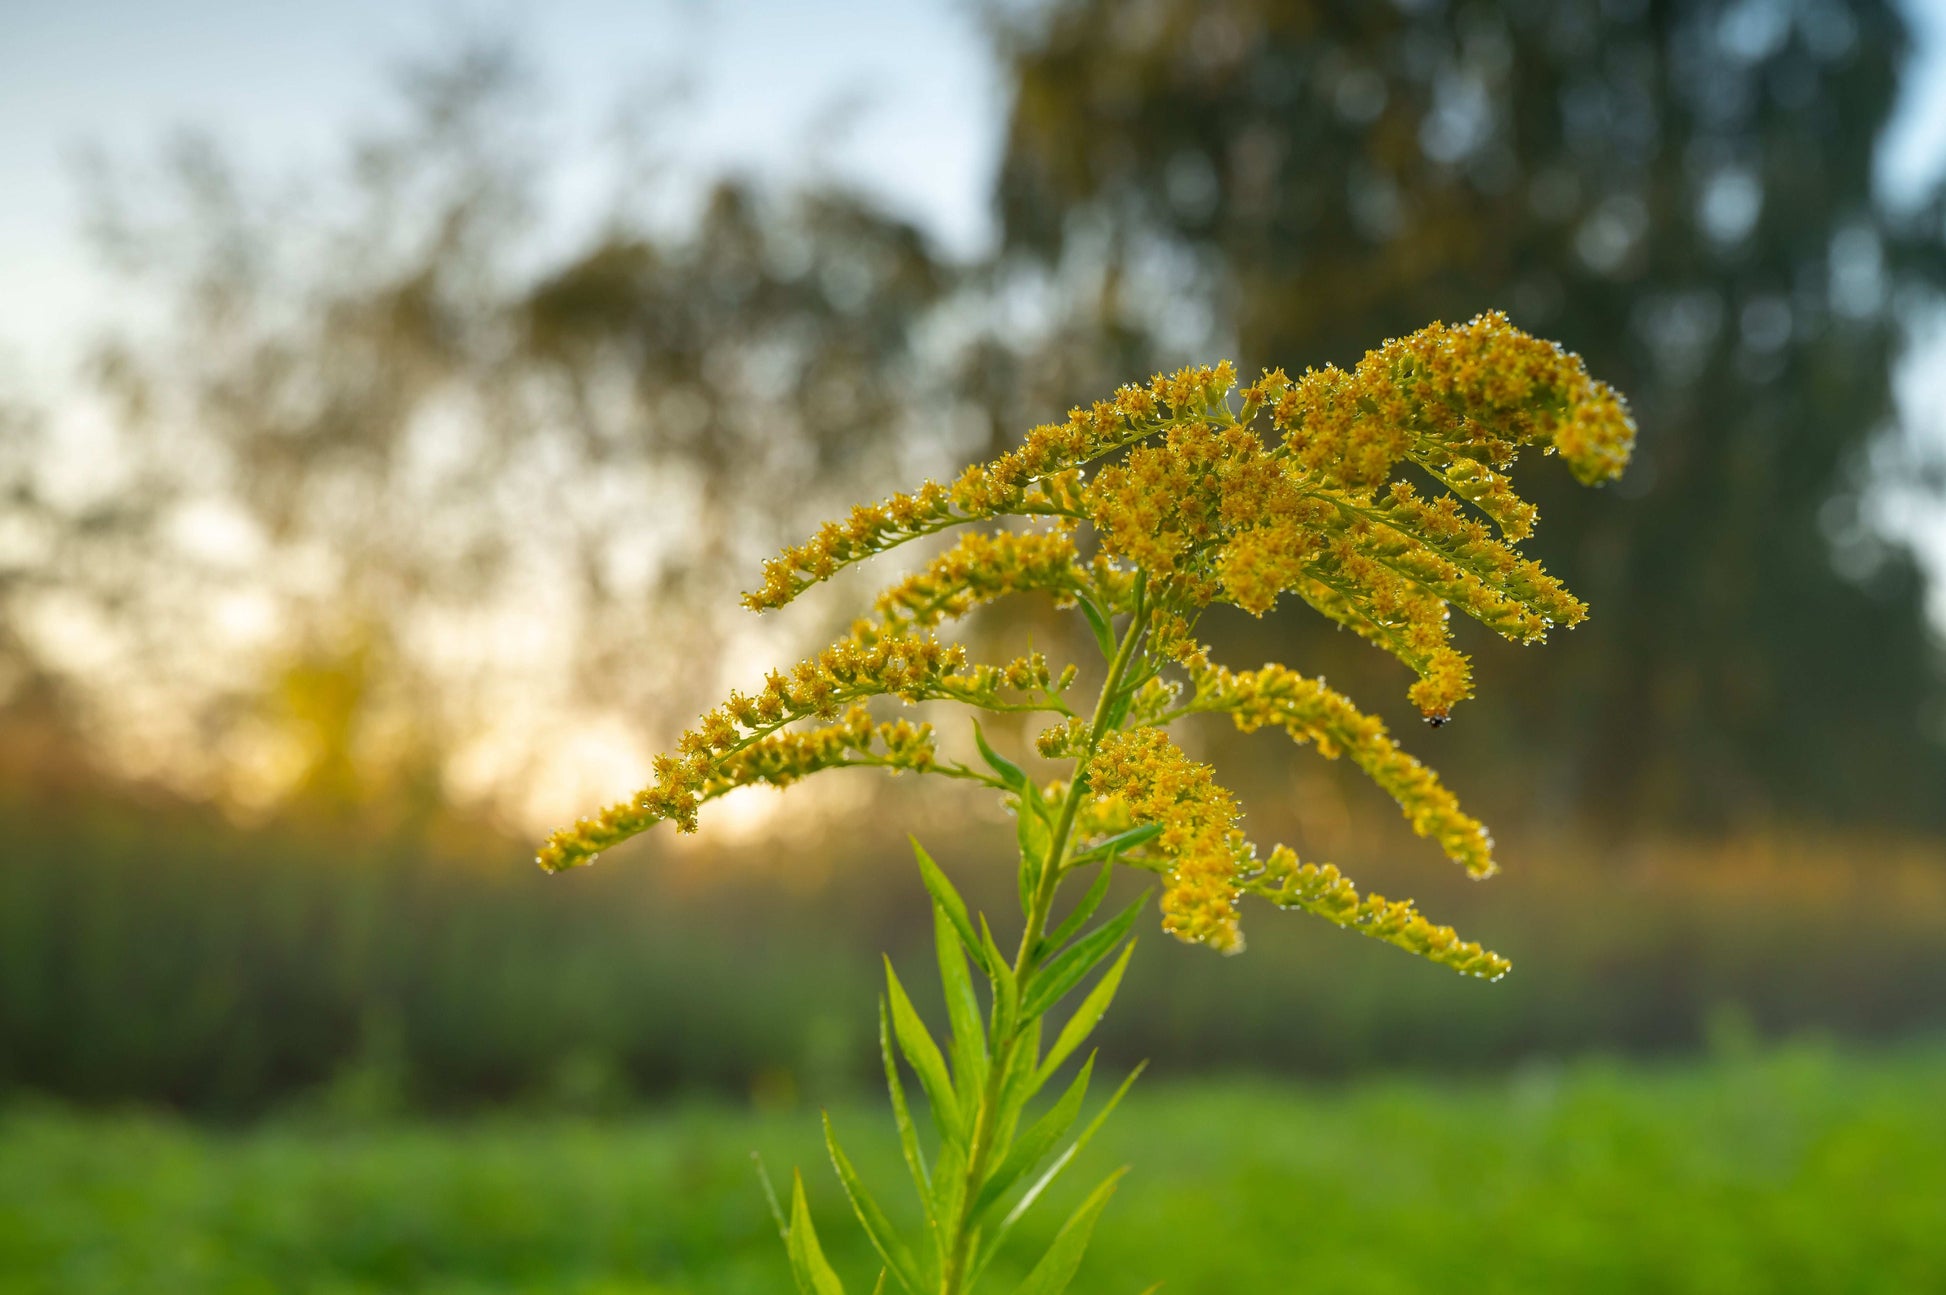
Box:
742 364 1238 611
1242 847 1511 980
1071 315 1625 719
537 631 967 871
873 529 1089 630
941 651 1077 710
1089 727 1249 953
537 706 939 872
1187 659 1495 877
545 314 1631 982
1272 309 1635 507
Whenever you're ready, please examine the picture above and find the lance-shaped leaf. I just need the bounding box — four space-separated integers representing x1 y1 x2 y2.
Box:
754 1152 790 1242
936 904 990 1106
1016 789 1052 915
972 720 1029 791
878 998 932 1217
885 959 962 1144
979 914 1020 1042
787 1169 848 1295
991 1015 1043 1150
1035 940 1134 1091
1074 593 1117 660
970 1053 1095 1224
1022 892 1147 1019
1038 861 1114 963
1065 823 1162 870
824 1113 925 1294
1011 1168 1128 1295
970 1061 1147 1289
913 839 987 974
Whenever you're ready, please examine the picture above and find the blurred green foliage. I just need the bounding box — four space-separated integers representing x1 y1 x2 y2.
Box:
4 779 1942 1115
4 1041 1942 1293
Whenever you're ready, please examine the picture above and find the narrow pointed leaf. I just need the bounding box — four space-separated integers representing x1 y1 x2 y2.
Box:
1004 1062 1147 1234
971 1053 1094 1223
878 998 932 1213
1014 781 1051 915
885 959 961 1144
1011 1168 1128 1295
1041 862 1114 959
931 1136 969 1245
825 1113 925 1294
1103 686 1136 732
972 721 1028 791
1022 892 1148 1019
1066 823 1162 868
1018 826 1040 921
913 839 985 972
937 905 989 1103
1075 594 1117 660
994 1015 1043 1141
754 1152 790 1243
971 1061 1147 1290
1036 940 1135 1089
1015 793 1053 876
979 914 1019 1040
787 1170 848 1295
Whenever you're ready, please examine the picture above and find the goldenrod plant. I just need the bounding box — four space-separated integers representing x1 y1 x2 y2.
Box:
540 312 1634 1293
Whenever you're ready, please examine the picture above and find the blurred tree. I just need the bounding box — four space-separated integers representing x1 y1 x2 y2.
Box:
7 42 967 817
990 0 1946 829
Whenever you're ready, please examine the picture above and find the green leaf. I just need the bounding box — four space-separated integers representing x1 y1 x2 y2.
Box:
1075 595 1117 661
885 959 962 1144
1004 1062 1147 1233
1066 823 1162 868
825 1113 926 1295
1015 792 1053 875
931 1136 970 1243
1011 1168 1128 1295
1036 940 1135 1090
913 839 985 973
993 1015 1043 1146
1022 892 1148 1020
1014 779 1053 912
978 915 1019 1042
878 999 932 1214
936 905 989 1104
970 1053 1094 1224
970 1060 1146 1291
972 721 1028 791
1018 829 1040 925
1041 861 1114 960
753 1152 790 1243
787 1170 848 1295
1102 686 1135 732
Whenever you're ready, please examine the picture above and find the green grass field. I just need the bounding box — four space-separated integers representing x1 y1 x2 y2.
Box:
4 1041 1942 1294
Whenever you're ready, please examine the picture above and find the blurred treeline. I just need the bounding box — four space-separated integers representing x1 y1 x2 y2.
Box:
4 0 1946 1111
5 756 1944 1115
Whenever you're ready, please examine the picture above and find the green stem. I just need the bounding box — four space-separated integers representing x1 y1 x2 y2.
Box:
1018 571 1148 969
935 574 1149 1295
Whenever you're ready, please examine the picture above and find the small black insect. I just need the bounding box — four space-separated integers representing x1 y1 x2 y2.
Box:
1424 714 1450 728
